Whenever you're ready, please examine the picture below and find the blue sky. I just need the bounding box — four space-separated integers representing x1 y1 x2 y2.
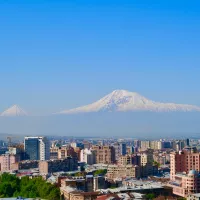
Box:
1 0 200 115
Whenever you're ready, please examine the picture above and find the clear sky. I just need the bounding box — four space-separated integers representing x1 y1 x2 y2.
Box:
1 0 200 115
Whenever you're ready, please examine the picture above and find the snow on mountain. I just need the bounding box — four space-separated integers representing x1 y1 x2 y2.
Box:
1 105 28 117
58 90 200 114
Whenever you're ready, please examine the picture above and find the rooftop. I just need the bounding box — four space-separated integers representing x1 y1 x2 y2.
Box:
190 193 200 197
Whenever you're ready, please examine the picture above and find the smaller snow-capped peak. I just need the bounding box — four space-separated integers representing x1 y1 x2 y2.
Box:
1 105 28 117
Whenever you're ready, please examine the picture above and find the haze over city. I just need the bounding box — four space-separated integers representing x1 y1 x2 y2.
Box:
2 1 200 200
1 0 200 137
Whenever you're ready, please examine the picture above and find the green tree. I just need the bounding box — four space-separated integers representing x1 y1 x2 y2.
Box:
94 169 107 176
0 173 60 200
145 193 155 200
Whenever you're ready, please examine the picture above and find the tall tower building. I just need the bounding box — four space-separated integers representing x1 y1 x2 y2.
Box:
39 137 50 161
24 137 50 161
120 143 127 156
113 143 127 161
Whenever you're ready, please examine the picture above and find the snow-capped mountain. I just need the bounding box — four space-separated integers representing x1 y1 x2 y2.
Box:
1 105 28 117
58 90 200 114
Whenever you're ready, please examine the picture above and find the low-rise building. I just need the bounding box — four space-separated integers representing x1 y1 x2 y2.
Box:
187 193 200 200
39 157 78 174
0 154 20 172
106 165 140 180
168 170 200 198
11 160 39 170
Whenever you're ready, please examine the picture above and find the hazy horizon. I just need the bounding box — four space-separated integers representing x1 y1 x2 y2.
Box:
0 112 200 138
1 1 200 137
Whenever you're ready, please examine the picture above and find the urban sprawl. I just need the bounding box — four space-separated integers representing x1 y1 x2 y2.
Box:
0 137 200 200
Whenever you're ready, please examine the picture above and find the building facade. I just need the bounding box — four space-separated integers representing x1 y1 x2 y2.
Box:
170 148 200 181
0 154 19 172
169 170 200 197
39 157 78 174
24 136 50 161
80 148 96 165
92 145 115 164
107 164 140 179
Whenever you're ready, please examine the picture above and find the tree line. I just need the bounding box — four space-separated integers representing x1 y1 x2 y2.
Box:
0 173 60 199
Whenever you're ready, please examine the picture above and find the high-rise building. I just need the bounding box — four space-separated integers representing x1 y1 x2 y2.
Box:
113 143 121 161
185 138 190 146
113 143 127 161
120 143 127 156
92 145 115 164
39 137 50 161
80 148 96 165
24 137 50 161
134 140 141 148
170 147 200 181
140 149 154 177
140 140 150 151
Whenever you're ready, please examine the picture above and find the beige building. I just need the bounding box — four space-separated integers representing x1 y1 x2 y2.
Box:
60 186 99 200
140 141 150 151
50 146 78 160
92 145 115 164
187 193 200 200
150 141 163 150
140 149 154 177
118 155 132 165
107 164 140 179
140 140 163 151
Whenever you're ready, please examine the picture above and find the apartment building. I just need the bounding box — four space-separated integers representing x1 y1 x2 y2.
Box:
0 153 19 172
140 149 155 177
170 147 200 180
107 164 140 179
80 148 96 165
92 145 115 164
118 155 132 165
141 140 163 151
113 143 127 161
39 157 78 174
169 170 200 197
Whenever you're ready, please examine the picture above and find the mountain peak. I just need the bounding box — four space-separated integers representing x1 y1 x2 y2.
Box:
1 105 28 117
57 90 200 114
110 89 141 98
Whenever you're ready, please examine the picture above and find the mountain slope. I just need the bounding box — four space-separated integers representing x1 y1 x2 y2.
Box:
1 105 28 117
58 90 200 114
